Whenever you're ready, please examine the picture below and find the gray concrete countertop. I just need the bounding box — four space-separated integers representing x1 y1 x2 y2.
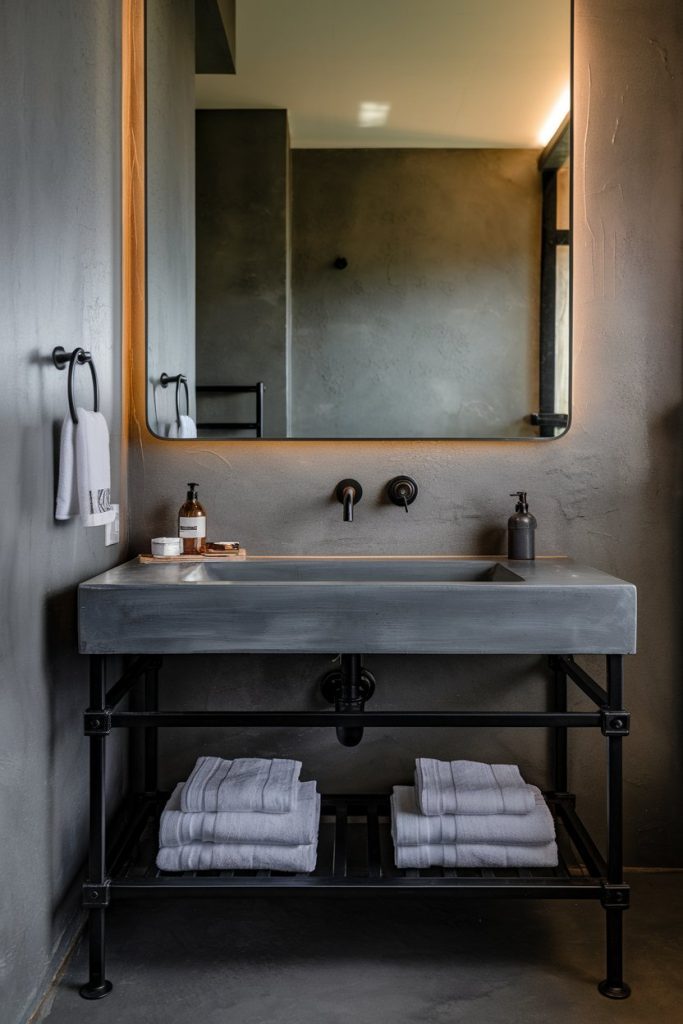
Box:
78 556 636 655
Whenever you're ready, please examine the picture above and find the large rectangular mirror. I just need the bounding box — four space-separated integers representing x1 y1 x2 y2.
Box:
146 0 571 440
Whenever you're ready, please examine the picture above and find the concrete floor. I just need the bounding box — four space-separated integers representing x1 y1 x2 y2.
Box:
40 872 682 1024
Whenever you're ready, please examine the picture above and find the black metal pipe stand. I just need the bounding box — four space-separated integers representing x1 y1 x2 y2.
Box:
551 655 568 794
144 659 159 795
79 655 113 999
598 654 631 999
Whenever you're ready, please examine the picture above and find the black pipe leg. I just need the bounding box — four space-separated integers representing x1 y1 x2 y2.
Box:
598 654 630 999
80 655 112 999
551 656 568 793
598 910 631 999
79 909 113 1000
144 658 160 794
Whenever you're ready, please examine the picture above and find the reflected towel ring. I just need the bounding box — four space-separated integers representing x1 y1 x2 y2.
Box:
160 372 190 425
52 346 99 425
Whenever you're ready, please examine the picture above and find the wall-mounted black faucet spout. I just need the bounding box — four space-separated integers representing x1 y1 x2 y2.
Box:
335 479 363 522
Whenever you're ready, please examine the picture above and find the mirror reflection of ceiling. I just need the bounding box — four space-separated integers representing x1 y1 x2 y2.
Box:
196 0 570 149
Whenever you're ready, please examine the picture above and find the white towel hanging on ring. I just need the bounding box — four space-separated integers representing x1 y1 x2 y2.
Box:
55 408 115 527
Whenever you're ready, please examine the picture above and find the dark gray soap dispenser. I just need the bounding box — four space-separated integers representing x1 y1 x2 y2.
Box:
507 492 537 560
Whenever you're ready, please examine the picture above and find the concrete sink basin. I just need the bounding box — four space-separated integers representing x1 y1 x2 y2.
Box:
181 559 523 584
78 557 636 655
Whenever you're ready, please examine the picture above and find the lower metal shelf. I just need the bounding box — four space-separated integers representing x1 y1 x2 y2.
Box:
107 792 608 899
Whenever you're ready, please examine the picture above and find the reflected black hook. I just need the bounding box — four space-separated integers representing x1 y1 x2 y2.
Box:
52 346 99 425
160 372 190 425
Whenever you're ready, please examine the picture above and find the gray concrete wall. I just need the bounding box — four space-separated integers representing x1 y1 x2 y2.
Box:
130 0 683 870
292 148 541 438
195 110 289 436
0 3 126 1022
147 0 196 435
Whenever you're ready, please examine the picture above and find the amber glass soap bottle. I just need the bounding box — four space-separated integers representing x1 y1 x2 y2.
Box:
178 482 206 555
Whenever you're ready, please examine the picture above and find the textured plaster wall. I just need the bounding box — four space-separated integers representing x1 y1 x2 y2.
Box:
0 3 126 1022
146 0 196 435
291 148 541 438
130 0 683 867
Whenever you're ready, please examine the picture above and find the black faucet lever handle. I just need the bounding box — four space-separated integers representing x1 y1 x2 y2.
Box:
387 476 418 511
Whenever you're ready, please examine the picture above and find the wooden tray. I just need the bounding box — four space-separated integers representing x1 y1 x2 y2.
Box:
138 549 247 564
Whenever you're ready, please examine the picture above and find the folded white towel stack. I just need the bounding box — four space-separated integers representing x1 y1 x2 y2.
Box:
55 408 115 527
392 760 558 870
157 757 319 873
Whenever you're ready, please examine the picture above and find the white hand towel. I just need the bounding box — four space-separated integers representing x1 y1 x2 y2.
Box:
167 415 197 439
391 786 555 847
156 838 318 873
55 409 114 526
160 781 320 847
393 839 558 870
181 756 302 814
415 758 536 816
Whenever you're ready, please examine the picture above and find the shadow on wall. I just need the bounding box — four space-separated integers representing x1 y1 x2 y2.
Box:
156 652 552 797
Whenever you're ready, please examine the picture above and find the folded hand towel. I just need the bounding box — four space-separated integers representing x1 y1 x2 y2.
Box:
391 786 555 847
168 415 197 438
415 758 535 816
393 839 558 870
160 781 320 847
156 838 317 873
55 409 115 526
180 756 302 814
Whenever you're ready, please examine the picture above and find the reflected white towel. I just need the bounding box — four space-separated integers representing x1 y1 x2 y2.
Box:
160 781 320 847
55 408 114 526
167 415 197 438
156 839 317 873
391 786 555 847
181 756 302 814
393 840 558 869
415 758 535 816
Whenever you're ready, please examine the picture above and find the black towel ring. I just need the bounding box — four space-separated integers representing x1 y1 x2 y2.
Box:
160 372 190 425
52 346 99 425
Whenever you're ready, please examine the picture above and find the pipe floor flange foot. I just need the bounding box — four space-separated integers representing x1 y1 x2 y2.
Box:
597 980 631 1000
79 980 113 1000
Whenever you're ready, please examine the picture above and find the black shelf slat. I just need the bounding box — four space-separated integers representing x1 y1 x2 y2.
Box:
107 792 607 900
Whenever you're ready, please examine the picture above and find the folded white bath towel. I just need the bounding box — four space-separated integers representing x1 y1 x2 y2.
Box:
55 408 115 527
415 758 536 816
391 785 555 847
156 838 318 873
180 756 302 814
160 781 320 847
167 415 197 439
393 840 558 870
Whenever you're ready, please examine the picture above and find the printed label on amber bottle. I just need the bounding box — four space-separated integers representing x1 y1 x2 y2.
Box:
179 516 206 539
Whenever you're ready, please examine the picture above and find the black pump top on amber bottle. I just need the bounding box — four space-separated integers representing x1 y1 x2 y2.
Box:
187 482 199 500
507 491 537 560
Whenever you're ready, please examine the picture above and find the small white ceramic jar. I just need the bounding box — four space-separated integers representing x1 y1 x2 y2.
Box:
151 537 182 557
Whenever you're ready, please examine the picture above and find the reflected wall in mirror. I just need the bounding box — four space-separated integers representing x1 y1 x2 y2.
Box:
146 0 571 440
